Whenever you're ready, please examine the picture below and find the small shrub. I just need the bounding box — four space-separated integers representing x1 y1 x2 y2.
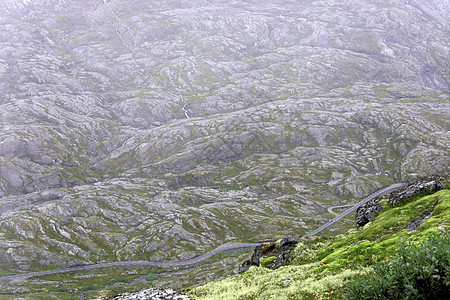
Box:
344 232 450 299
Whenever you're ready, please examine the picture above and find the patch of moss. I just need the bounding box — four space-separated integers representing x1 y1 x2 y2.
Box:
260 256 277 268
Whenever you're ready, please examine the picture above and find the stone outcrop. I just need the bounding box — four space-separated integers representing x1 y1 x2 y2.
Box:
406 209 434 232
356 175 448 227
239 237 299 272
99 288 192 300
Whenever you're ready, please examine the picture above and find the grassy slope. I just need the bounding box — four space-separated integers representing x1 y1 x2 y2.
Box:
189 189 450 299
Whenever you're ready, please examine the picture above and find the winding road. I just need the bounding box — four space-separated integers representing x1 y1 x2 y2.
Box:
0 183 405 281
305 182 406 237
0 243 260 281
327 204 355 216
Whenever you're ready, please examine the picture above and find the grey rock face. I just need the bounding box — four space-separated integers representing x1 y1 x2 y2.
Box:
388 176 447 207
0 0 448 283
239 236 299 272
406 209 434 232
99 287 192 300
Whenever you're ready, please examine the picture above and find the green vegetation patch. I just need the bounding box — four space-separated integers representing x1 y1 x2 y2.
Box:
345 233 449 299
260 256 277 268
317 189 450 269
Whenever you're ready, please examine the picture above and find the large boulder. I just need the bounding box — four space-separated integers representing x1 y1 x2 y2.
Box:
239 236 299 272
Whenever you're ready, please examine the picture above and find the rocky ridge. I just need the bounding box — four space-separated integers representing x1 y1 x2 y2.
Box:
356 174 449 227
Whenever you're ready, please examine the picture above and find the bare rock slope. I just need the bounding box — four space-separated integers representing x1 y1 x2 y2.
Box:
0 0 449 275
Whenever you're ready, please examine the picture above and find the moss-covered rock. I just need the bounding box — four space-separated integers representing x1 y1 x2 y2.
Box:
260 256 277 268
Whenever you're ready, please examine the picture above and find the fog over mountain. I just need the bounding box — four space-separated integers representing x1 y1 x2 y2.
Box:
0 0 448 287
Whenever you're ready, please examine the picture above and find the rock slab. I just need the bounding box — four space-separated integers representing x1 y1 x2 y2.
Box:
99 288 192 300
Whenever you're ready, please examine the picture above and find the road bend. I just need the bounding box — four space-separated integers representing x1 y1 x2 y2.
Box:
0 183 406 281
305 182 406 237
327 204 355 216
0 243 260 281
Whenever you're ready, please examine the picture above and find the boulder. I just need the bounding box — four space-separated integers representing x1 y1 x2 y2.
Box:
239 236 299 272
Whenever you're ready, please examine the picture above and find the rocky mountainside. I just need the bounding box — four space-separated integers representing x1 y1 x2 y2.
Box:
0 0 449 293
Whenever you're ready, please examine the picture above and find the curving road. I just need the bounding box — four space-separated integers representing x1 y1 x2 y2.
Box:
0 183 405 281
327 204 355 216
305 182 406 237
0 243 260 281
